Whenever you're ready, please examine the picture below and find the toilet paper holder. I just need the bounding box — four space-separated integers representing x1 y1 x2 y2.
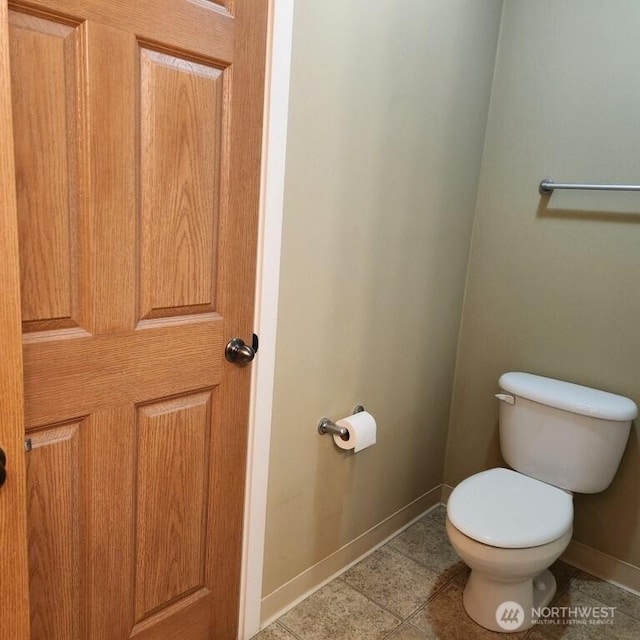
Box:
318 405 365 437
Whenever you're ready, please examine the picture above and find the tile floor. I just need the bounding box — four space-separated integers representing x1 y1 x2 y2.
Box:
252 506 640 640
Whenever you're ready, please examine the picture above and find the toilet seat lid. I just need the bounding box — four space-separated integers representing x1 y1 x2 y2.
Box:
447 468 573 548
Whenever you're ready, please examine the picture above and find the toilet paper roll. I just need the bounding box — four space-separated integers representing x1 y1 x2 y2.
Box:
333 411 377 452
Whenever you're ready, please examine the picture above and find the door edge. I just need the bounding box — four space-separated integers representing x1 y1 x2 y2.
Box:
239 1 294 638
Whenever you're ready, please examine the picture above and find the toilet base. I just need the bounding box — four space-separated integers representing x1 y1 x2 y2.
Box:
462 568 556 633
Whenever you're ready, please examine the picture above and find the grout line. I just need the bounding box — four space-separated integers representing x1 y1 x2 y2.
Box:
380 620 406 640
427 565 468 601
379 508 471 604
390 566 469 636
567 575 640 622
556 567 579 599
334 576 407 626
401 622 430 639
275 619 305 640
380 620 404 640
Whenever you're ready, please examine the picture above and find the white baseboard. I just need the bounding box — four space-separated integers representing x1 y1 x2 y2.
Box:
260 484 443 627
441 482 640 596
562 539 640 596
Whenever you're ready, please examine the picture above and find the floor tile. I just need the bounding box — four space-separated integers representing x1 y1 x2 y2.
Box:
529 586 640 639
569 570 640 620
387 515 464 579
548 561 579 598
423 505 447 527
385 623 431 639
341 544 448 618
251 622 301 640
409 582 529 640
524 631 552 640
449 565 470 588
278 579 401 640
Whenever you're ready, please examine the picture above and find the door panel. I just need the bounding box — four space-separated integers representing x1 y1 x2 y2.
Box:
7 0 267 637
12 0 235 61
134 391 213 620
10 13 79 330
139 48 224 320
27 425 82 640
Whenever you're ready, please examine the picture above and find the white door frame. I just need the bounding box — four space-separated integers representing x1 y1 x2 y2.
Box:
239 1 294 638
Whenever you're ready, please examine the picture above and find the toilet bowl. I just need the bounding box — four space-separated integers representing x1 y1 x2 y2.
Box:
445 372 637 634
446 468 573 632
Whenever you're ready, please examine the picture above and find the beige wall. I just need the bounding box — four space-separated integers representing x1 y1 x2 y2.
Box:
263 0 503 596
446 1 640 567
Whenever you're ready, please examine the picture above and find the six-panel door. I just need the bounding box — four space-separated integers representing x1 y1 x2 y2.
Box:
8 1 267 638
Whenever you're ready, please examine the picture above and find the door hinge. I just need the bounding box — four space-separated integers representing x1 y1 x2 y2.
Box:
25 438 32 453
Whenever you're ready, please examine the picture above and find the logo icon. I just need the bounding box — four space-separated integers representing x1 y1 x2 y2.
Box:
496 601 525 631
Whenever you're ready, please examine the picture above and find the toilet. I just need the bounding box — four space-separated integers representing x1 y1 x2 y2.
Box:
445 372 638 633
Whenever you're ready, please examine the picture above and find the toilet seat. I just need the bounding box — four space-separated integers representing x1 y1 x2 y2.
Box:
447 468 573 549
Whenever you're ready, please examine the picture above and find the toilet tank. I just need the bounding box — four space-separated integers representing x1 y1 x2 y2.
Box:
497 372 638 493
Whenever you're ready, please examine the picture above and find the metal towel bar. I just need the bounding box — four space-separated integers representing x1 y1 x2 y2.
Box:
539 179 640 195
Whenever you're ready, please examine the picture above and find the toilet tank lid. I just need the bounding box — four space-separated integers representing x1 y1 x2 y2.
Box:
499 372 638 421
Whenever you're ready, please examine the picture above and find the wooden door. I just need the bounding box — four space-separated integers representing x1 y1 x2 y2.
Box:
0 1 30 637
5 0 268 638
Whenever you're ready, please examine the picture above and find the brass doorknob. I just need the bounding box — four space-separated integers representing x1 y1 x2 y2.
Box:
225 337 256 365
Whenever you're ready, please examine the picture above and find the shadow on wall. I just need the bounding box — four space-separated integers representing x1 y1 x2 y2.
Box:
536 189 640 562
572 425 640 563
537 193 640 224
486 419 503 471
